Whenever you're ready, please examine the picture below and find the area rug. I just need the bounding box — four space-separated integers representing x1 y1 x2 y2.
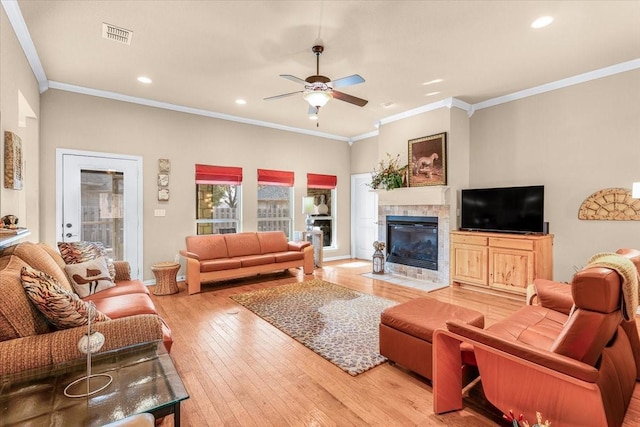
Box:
230 279 397 376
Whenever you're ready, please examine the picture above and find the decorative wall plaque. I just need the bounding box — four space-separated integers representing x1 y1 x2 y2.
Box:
4 131 23 190
578 188 640 220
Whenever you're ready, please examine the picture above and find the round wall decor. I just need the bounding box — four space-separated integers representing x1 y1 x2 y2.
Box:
578 188 640 220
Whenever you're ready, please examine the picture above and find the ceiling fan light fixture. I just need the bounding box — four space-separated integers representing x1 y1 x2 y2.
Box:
303 90 332 108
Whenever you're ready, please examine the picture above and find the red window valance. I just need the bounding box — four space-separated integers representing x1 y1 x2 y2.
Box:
307 173 337 189
195 164 243 185
257 169 294 187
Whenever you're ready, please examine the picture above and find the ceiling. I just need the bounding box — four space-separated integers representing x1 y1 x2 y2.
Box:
12 1 640 140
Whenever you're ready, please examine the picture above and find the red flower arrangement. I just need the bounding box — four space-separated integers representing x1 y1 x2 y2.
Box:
503 410 551 427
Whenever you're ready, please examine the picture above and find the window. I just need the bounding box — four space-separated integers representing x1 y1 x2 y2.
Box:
195 164 242 235
307 173 337 247
257 169 294 238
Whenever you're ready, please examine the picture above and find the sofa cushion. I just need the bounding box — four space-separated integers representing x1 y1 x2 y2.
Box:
36 242 68 271
200 258 242 272
185 234 228 260
485 305 568 350
3 242 74 292
240 254 276 267
257 231 288 254
0 256 52 341
20 266 111 329
274 251 304 262
225 233 261 257
83 280 150 301
92 293 158 319
65 256 116 298
535 279 574 315
58 241 116 281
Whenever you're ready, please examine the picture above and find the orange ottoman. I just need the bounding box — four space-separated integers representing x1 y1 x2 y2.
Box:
380 298 484 380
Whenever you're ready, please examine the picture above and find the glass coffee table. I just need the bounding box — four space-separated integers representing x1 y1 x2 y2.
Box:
0 341 189 426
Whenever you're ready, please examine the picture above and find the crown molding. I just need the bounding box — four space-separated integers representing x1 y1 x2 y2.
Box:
1 0 48 93
349 60 640 141
5 1 639 142
47 81 349 142
472 59 640 112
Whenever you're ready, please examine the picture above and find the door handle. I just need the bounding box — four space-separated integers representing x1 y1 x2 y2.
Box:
65 233 73 238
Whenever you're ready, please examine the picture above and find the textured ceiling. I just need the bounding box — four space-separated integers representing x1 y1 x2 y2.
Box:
15 0 640 139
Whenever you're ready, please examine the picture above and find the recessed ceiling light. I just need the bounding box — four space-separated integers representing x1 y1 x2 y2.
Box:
425 91 440 97
380 102 395 109
137 76 152 84
531 16 553 29
235 99 247 105
422 79 443 86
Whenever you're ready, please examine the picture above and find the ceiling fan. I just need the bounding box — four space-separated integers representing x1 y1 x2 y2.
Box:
264 44 368 117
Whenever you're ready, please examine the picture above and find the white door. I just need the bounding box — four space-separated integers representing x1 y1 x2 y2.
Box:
351 173 378 260
57 149 143 279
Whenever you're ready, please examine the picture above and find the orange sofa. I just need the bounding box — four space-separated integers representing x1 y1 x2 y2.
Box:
0 242 172 376
433 248 640 427
180 231 314 295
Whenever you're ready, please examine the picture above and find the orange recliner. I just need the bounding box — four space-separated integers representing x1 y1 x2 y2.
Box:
433 249 640 427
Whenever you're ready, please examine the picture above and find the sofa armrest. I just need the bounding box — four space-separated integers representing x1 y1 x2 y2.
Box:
179 249 200 261
533 278 574 315
445 319 599 383
288 241 311 251
0 314 164 376
113 260 132 281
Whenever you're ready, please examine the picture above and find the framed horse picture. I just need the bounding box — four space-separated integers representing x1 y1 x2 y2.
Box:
408 132 447 187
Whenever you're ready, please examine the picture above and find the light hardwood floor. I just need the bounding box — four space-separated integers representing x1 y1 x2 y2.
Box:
150 260 640 426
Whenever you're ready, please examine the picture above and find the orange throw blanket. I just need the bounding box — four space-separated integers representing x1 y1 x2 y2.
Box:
587 252 639 321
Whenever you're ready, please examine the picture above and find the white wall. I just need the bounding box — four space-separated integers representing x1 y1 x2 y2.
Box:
39 90 353 280
470 69 640 280
0 7 40 240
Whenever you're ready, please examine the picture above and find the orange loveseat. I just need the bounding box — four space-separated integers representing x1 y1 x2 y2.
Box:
433 248 640 427
180 231 314 295
0 241 172 376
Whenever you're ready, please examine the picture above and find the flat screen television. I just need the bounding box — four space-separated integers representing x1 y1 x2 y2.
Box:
460 185 545 234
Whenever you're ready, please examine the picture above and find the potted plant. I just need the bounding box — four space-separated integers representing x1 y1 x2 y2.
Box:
368 153 407 191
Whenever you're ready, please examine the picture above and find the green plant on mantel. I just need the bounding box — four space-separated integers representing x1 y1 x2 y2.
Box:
369 153 408 191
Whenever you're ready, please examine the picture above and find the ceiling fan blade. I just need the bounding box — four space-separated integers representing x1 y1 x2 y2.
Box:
332 90 368 107
280 74 309 85
264 90 303 101
329 74 365 89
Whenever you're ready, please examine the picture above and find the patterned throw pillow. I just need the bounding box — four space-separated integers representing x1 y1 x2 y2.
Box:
58 241 116 281
20 266 110 329
64 256 116 298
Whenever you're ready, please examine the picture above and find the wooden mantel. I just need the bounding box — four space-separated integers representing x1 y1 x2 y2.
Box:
374 186 450 206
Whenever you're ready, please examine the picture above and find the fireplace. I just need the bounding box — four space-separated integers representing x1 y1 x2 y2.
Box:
386 215 438 271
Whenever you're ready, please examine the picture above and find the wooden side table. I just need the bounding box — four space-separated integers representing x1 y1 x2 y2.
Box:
151 262 180 295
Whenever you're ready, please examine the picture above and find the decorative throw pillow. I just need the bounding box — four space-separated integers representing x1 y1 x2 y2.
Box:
20 266 110 329
64 256 116 298
58 241 116 281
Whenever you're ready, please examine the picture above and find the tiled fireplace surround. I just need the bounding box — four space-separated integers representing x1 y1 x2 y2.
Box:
376 187 450 286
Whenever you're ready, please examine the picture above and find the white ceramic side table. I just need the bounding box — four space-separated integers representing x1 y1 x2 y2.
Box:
302 230 323 267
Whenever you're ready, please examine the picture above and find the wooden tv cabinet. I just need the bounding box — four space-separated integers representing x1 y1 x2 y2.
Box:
450 230 553 297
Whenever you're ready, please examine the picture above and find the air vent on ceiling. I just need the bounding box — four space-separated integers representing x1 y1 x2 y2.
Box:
102 23 132 45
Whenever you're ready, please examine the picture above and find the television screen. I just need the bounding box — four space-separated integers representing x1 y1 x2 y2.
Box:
460 185 544 234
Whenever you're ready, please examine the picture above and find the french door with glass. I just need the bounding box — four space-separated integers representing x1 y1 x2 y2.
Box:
57 149 142 279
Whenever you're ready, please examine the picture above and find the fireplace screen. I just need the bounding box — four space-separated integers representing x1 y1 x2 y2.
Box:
386 215 438 270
